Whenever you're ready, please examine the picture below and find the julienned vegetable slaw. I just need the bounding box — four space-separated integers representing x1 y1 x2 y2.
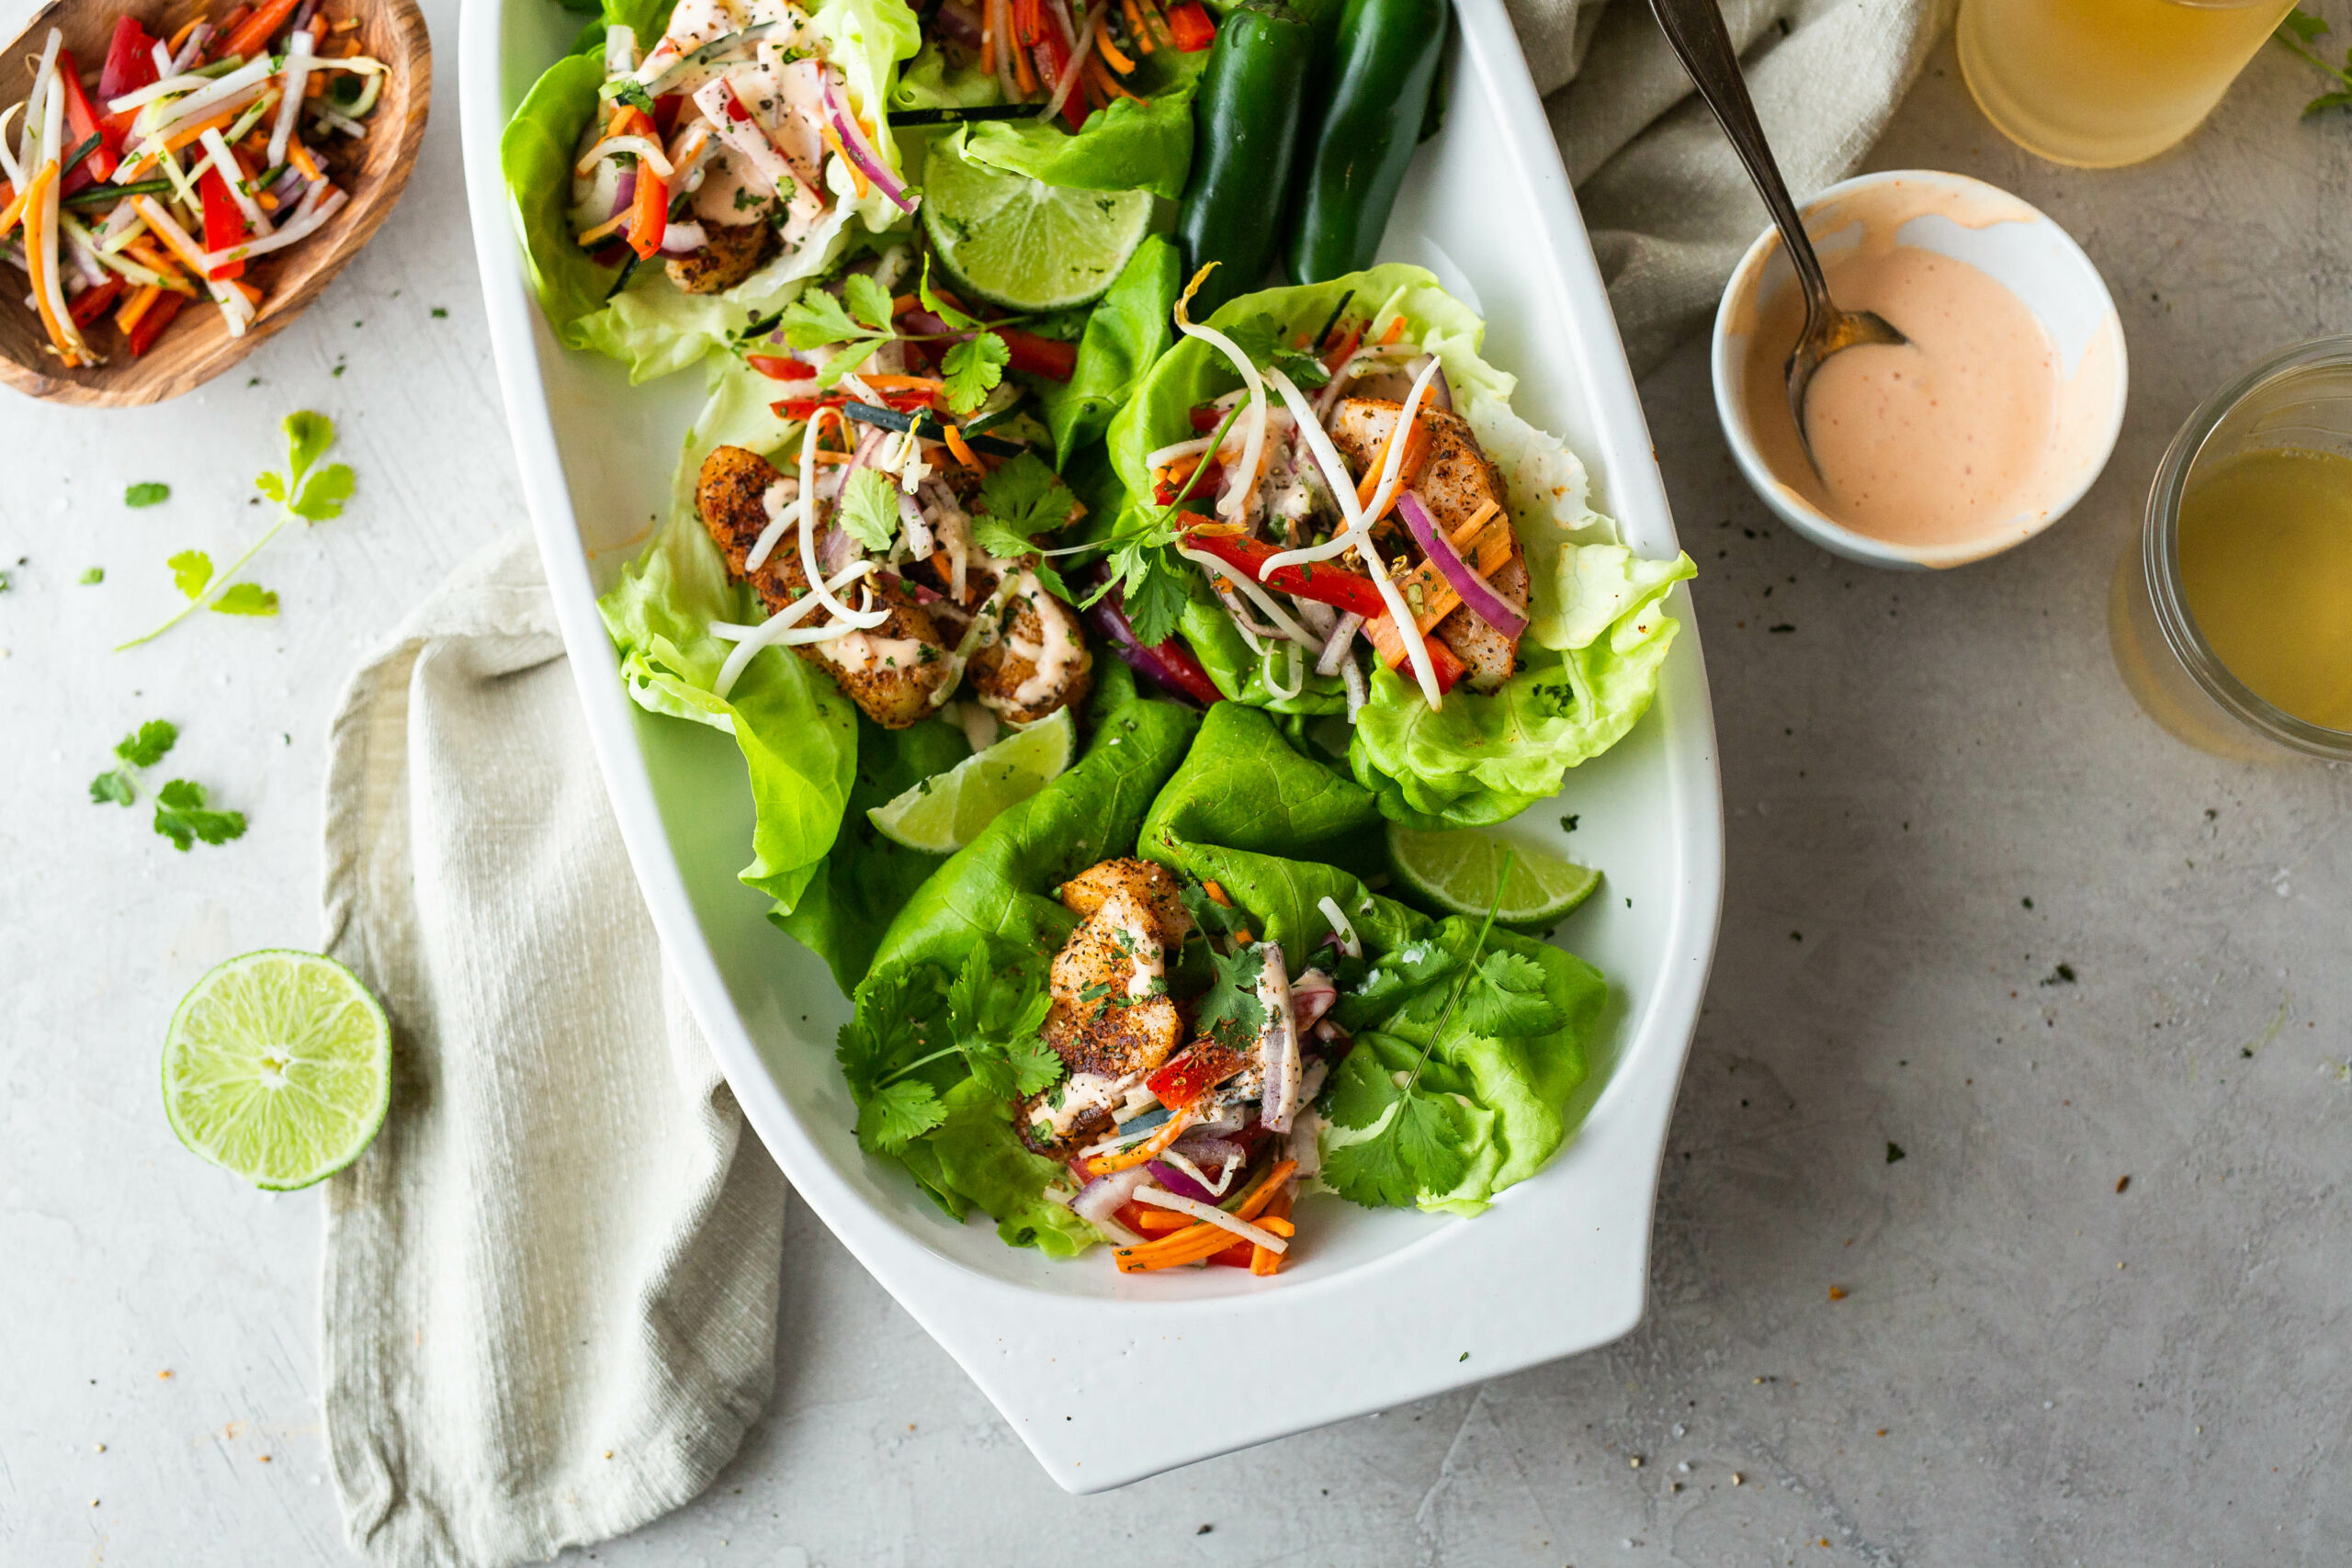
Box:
509 0 1694 1274
1 2 389 367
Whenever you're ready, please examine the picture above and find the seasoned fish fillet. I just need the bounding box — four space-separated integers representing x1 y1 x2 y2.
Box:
1331 399 1527 693
665 220 775 294
695 445 954 728
967 580 1094 726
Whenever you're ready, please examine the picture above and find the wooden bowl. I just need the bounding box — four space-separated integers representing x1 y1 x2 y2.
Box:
0 0 429 405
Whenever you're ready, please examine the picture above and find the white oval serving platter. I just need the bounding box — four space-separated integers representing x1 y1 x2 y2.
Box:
458 0 1723 1491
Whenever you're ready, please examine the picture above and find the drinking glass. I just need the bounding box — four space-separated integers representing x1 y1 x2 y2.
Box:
2110 337 2352 761
1958 0 2298 168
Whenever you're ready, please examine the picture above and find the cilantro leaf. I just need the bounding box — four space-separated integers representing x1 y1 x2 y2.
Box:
2281 6 2327 44
1319 1048 1474 1206
116 719 178 768
836 468 902 553
168 550 213 599
842 272 897 333
1320 1111 1418 1207
1223 311 1331 389
837 964 945 1098
940 331 1011 417
945 945 1059 1100
974 452 1077 565
210 582 279 616
1193 942 1268 1050
282 411 335 482
153 779 246 851
125 482 170 508
1322 1039 1399 1132
609 79 656 113
1005 1032 1064 1097
78 567 103 584
778 289 873 351
291 463 354 524
1118 548 1188 647
1391 1091 1473 1194
89 769 136 807
856 1077 947 1155
1454 951 1563 1039
1178 880 1254 944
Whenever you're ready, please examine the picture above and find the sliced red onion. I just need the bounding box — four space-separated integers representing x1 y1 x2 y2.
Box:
821 75 915 215
1143 1160 1218 1204
1041 2 1099 126
1314 610 1362 676
933 0 985 47
659 220 707 254
1396 489 1526 640
897 486 935 557
1291 967 1337 1031
1080 592 1223 707
1426 363 1453 412
607 166 637 221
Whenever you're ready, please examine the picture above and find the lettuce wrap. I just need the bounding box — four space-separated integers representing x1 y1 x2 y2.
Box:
1104 265 1700 827
837 665 1201 1252
500 0 922 382
1137 703 1607 1213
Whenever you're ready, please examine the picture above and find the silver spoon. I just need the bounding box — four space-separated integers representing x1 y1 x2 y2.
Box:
1646 0 1906 475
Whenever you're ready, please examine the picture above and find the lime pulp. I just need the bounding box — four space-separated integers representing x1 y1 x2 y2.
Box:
868 706 1076 854
920 135 1152 312
1385 823 1602 926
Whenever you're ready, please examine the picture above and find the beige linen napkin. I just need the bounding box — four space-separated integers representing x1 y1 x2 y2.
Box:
318 531 786 1567
1510 0 1951 372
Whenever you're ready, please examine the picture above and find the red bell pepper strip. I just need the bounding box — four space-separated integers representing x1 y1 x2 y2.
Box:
68 276 125 327
744 353 816 381
1166 1 1217 51
999 327 1075 380
1154 459 1220 509
198 168 247 279
99 17 158 98
198 168 248 280
55 51 119 189
1183 529 1390 621
128 289 186 355
1320 322 1363 376
1426 637 1464 694
1146 1044 1246 1111
769 388 937 421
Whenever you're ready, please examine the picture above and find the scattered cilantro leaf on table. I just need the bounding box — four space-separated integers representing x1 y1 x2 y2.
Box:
124 482 170 508
211 582 278 617
168 550 213 599
153 779 245 851
79 568 103 584
2276 7 2352 116
117 719 179 768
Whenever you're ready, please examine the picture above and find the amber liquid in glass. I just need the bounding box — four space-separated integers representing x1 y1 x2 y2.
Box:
2176 448 2352 729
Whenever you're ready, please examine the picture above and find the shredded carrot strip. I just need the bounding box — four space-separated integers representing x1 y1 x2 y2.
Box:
820 126 868 198
20 164 76 366
124 236 187 282
851 374 946 392
942 423 982 470
0 165 39 239
1090 55 1136 100
980 0 995 73
1250 1187 1296 1275
1203 879 1231 907
1114 1161 1298 1272
1121 0 1156 51
1097 27 1136 73
1378 315 1407 346
167 17 201 51
1012 15 1040 94
1084 1109 1192 1177
576 209 631 245
306 71 326 97
288 141 322 180
132 197 211 276
232 279 262 306
115 281 162 333
1134 1211 1192 1233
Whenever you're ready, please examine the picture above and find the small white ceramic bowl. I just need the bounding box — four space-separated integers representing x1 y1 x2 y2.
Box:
1710 168 2129 570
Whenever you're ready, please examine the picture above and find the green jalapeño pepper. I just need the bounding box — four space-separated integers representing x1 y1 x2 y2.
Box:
1285 0 1448 285
1172 2 1317 321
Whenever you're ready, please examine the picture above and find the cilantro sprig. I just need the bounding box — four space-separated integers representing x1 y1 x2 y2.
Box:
837 947 1063 1156
89 719 177 806
2277 7 2352 116
119 412 349 649
86 719 247 850
970 454 1080 596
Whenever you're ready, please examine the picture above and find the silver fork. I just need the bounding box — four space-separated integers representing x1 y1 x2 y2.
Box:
1646 0 1906 475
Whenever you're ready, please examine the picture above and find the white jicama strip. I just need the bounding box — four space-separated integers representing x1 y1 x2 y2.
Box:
708 560 880 697
1359 354 1446 527
836 371 888 408
267 32 315 168
152 39 177 80
96 202 146 251
1145 434 1215 470
1131 1187 1289 1254
124 81 268 169
1040 2 1099 124
1255 941 1299 1132
134 55 274 147
573 132 673 178
198 185 346 270
223 90 278 149
1261 642 1305 701
0 103 22 185
25 30 61 173
107 71 215 113
605 23 639 76
199 129 271 233
1314 610 1362 676
1317 896 1362 959
311 107 368 139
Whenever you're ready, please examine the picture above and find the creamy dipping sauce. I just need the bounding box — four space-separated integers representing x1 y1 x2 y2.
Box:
1737 179 2120 559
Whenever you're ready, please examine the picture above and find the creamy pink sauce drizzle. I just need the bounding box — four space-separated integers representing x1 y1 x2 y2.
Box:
1739 179 2117 557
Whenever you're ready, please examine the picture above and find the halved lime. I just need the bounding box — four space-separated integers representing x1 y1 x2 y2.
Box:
921 135 1151 311
869 706 1077 854
1387 824 1602 926
162 950 391 1190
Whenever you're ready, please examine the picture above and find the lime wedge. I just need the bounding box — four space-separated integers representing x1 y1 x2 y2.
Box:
162 950 391 1190
921 135 1151 311
869 706 1077 854
1386 824 1602 926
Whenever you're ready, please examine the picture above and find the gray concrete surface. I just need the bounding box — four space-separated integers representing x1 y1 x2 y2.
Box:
4 8 2347 1565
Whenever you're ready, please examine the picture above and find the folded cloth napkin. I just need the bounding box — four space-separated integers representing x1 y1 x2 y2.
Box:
309 7 1942 1562
318 532 787 1568
1510 0 1951 373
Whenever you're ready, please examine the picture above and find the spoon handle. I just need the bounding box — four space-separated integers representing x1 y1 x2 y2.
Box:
1644 0 1831 324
